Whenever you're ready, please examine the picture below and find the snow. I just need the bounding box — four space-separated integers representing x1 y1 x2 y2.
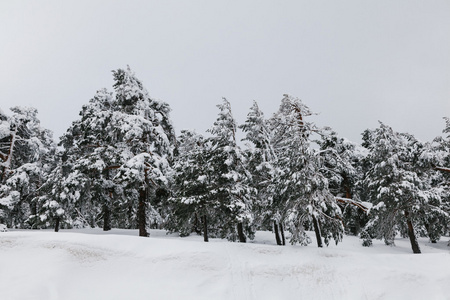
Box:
1 229 449 300
0 191 19 208
0 122 10 139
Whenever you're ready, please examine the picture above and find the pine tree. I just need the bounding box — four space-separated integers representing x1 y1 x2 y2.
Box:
0 107 56 228
44 67 176 236
360 122 441 253
112 66 176 237
416 117 450 243
52 88 120 231
319 131 369 235
206 98 255 242
239 101 282 243
169 130 214 241
269 95 343 247
38 152 86 231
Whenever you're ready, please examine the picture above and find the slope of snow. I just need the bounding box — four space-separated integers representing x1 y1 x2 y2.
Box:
1 229 449 300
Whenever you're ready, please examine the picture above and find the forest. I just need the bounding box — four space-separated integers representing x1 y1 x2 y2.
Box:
1 66 449 254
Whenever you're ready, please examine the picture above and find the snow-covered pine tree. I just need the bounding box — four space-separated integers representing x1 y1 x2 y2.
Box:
437 117 450 245
112 66 176 237
319 131 369 235
431 117 450 174
239 101 282 244
206 98 255 242
319 131 358 199
0 107 56 228
0 108 13 181
360 122 443 253
416 117 450 243
38 152 88 231
269 95 343 247
49 89 120 231
168 130 215 241
43 67 176 236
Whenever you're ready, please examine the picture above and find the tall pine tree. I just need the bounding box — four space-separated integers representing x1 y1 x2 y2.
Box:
0 107 56 228
269 95 343 247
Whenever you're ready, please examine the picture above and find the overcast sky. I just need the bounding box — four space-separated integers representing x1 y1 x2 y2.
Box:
1 1 449 143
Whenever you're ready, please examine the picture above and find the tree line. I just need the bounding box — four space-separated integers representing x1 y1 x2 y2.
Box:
1 66 449 254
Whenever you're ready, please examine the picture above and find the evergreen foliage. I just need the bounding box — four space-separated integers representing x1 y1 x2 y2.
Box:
360 122 446 253
0 107 56 228
169 130 214 240
1 68 448 253
319 131 368 235
206 98 255 242
239 101 279 239
40 66 176 235
269 95 343 247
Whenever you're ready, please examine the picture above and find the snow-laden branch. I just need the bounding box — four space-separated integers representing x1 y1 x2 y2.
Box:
335 197 371 213
0 127 18 169
435 166 450 173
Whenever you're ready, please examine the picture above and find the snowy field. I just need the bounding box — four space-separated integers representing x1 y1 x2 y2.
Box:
1 229 449 300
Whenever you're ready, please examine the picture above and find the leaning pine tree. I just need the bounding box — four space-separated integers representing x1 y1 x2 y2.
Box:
269 95 343 247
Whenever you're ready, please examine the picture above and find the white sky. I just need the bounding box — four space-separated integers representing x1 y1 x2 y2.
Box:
1 0 449 143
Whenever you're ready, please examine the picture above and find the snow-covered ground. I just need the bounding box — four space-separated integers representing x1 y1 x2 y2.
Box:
1 229 449 300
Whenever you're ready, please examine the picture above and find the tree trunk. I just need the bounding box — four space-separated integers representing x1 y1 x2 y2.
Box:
343 174 352 199
312 215 323 248
0 166 6 182
202 215 209 242
237 222 246 243
29 201 37 229
30 202 37 216
193 212 201 235
405 210 421 254
274 221 282 245
280 222 286 246
138 188 148 237
103 171 112 232
127 201 134 229
54 217 60 232
424 223 437 243
103 204 111 231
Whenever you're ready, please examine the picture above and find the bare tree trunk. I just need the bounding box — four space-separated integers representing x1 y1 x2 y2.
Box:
312 215 323 248
405 210 421 254
202 215 209 242
30 202 37 216
138 188 148 237
237 222 246 243
103 171 112 232
193 212 201 235
280 222 286 246
274 221 282 245
54 217 60 232
103 204 111 231
424 223 437 243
